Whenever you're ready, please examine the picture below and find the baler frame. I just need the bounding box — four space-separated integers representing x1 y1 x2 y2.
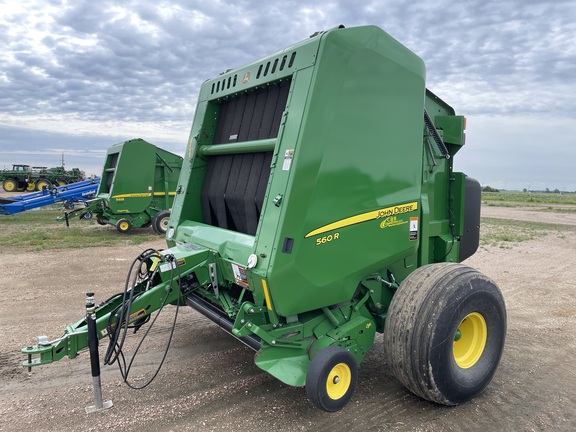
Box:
22 25 505 413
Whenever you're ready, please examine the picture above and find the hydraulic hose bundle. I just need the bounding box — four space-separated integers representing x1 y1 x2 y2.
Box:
103 248 182 389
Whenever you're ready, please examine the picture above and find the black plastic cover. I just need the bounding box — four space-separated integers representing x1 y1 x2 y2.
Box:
459 176 481 261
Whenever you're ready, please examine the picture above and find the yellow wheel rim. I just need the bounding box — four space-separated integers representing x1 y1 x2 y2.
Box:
36 181 48 190
326 362 351 400
27 182 36 191
119 221 129 231
5 181 16 191
453 312 487 369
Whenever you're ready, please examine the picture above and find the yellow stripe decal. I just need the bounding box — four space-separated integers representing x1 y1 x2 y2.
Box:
262 280 272 311
305 201 418 238
112 192 176 199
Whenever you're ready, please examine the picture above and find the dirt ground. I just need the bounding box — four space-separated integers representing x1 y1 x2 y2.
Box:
1 199 576 431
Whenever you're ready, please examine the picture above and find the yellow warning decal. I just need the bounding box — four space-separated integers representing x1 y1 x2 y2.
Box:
262 280 272 311
127 308 147 323
305 201 418 238
99 309 147 337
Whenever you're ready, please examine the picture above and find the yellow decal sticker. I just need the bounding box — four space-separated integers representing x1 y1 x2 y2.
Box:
113 192 176 200
262 280 272 310
379 216 408 229
114 193 151 198
305 201 418 238
149 257 160 272
100 309 146 337
315 232 340 246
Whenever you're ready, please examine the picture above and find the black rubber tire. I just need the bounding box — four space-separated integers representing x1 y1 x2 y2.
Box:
152 210 171 235
96 218 107 226
383 263 506 406
116 218 132 233
306 346 358 412
2 179 18 192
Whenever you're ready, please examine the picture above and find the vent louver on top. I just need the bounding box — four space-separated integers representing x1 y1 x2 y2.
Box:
210 51 297 95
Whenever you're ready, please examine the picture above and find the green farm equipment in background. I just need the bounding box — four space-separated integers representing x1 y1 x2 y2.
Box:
23 26 506 412
0 164 85 192
66 138 183 234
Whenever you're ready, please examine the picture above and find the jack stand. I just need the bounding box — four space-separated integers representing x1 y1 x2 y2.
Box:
84 293 113 414
64 211 70 234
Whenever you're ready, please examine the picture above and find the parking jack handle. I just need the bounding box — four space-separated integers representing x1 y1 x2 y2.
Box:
84 292 113 414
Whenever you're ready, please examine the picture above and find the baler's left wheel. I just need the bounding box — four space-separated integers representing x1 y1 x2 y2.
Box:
306 346 358 412
116 218 132 233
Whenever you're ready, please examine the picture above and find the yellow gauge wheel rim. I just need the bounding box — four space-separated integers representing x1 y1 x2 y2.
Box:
453 312 487 369
326 362 351 400
119 221 130 231
27 182 36 191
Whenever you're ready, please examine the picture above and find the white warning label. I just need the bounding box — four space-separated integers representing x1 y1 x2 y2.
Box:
409 217 418 240
282 149 294 171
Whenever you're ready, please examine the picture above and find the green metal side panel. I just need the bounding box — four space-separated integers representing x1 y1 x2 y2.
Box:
260 26 426 316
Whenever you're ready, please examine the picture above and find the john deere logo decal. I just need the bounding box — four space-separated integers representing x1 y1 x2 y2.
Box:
305 201 418 238
242 71 251 84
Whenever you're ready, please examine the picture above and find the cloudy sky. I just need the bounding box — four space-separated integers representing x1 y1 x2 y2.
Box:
1 0 574 191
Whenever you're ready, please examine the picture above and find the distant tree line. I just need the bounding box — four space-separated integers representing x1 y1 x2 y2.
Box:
483 186 574 194
522 188 564 193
